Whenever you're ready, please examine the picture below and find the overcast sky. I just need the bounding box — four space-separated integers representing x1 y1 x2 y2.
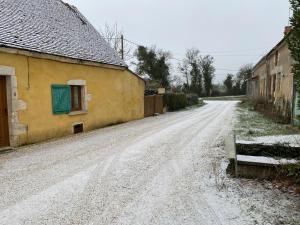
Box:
66 0 290 83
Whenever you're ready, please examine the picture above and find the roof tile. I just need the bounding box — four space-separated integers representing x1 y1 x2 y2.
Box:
0 0 126 67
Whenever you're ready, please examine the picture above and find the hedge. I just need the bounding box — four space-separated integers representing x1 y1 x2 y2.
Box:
186 93 199 106
164 93 187 111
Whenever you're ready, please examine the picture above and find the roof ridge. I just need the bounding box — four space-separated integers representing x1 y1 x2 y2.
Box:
60 1 87 25
57 0 125 66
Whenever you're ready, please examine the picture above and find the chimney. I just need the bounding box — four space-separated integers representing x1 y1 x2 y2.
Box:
284 26 292 36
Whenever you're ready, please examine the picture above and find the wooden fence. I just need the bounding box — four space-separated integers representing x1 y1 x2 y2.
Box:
144 95 164 117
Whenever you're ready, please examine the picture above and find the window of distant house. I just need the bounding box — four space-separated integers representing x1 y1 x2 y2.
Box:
276 73 281 92
275 50 279 66
71 85 82 111
273 75 276 95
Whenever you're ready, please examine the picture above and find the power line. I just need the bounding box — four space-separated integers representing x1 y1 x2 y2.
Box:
105 36 264 57
214 74 233 77
215 68 239 72
210 54 263 57
103 37 144 47
173 48 267 55
104 36 256 74
169 58 240 71
124 38 144 47
122 38 264 56
169 57 184 62
126 52 241 72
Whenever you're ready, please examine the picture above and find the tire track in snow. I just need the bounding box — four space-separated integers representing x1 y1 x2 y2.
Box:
0 101 243 225
91 102 235 224
65 105 224 224
0 104 220 210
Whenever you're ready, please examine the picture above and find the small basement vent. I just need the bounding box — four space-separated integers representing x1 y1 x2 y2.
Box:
73 123 83 134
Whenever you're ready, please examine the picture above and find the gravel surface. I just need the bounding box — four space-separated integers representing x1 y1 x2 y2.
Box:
0 101 299 225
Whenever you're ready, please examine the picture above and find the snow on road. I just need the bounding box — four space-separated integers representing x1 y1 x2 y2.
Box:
0 101 298 225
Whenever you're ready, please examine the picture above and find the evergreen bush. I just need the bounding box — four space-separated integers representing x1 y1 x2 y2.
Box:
164 93 187 111
186 93 199 106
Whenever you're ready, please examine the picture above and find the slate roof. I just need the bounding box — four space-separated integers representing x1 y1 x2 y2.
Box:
0 0 126 67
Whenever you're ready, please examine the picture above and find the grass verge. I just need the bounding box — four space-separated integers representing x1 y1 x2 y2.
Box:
235 101 299 140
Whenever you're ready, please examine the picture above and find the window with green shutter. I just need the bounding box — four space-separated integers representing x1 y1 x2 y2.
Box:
51 85 71 115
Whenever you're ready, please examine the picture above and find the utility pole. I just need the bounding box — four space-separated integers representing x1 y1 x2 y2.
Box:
121 34 124 60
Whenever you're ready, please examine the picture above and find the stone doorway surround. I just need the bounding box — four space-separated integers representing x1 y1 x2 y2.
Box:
0 65 27 147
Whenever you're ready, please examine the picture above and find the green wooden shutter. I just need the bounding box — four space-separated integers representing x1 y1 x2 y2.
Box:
51 84 71 115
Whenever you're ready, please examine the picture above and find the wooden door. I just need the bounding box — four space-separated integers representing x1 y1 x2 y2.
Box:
144 95 155 117
154 95 163 114
0 76 9 147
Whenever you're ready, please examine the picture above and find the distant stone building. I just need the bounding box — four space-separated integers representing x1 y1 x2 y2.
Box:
247 27 299 123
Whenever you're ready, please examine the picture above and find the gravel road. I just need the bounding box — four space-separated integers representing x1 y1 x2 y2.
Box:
0 101 298 225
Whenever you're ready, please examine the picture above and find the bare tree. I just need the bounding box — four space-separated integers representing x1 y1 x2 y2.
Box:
236 64 253 94
178 60 190 89
99 23 133 61
178 48 202 95
170 73 185 92
201 55 215 97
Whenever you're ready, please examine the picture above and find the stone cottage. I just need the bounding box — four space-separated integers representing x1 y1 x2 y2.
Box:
247 27 297 123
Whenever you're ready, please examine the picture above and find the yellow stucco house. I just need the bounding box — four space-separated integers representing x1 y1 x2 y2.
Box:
0 0 145 148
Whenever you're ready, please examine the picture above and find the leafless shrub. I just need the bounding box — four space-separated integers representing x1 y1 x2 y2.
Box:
99 23 133 62
211 159 227 191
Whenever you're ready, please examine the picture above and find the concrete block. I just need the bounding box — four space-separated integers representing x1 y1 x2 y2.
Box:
225 133 236 159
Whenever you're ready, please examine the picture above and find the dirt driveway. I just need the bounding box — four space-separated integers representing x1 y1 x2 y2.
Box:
0 101 298 225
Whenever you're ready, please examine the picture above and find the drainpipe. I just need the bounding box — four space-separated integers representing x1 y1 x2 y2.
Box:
292 82 296 125
27 57 30 89
266 57 270 102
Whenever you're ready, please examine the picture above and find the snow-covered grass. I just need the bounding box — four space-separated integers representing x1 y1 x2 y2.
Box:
234 101 298 141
